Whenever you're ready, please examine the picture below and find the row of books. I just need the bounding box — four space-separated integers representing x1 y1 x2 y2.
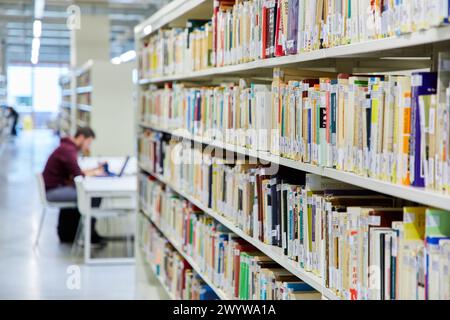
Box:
138 136 450 299
77 70 90 87
139 66 450 192
77 92 91 106
76 110 90 125
214 0 450 65
138 0 450 77
139 20 213 79
139 174 322 300
138 214 220 300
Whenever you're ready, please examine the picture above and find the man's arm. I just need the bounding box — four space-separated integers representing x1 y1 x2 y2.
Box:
64 151 104 178
83 165 105 177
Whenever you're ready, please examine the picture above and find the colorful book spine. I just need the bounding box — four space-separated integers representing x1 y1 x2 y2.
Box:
410 72 438 187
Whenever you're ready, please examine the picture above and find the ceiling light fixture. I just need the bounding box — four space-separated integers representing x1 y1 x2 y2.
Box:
33 20 42 38
34 0 46 19
111 57 122 65
120 50 136 63
31 1 45 65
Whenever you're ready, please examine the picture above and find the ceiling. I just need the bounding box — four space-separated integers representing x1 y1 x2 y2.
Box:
0 0 169 67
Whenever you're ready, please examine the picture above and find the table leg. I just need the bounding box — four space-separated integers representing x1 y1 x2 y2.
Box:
84 194 92 263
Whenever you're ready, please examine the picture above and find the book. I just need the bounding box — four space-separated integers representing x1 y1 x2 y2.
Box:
410 72 438 188
286 0 299 55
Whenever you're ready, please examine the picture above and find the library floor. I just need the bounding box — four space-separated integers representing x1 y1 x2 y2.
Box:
0 129 164 299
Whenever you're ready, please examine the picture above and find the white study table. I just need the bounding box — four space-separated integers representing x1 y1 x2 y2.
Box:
78 156 137 175
77 175 137 265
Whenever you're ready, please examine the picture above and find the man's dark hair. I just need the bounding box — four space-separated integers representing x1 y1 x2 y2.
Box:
74 126 96 139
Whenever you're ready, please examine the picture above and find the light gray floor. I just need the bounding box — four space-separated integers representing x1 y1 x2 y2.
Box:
0 130 165 299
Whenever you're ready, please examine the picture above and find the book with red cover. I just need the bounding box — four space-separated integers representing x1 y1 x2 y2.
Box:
261 1 268 59
274 0 283 56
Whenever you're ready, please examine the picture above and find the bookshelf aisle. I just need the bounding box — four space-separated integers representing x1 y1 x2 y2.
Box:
0 74 6 105
134 0 450 300
75 61 93 129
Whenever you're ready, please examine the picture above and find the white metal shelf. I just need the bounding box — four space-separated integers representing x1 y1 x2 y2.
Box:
77 86 93 94
76 60 94 77
139 123 450 211
60 101 71 109
138 161 340 300
138 25 450 85
77 104 92 112
323 168 450 210
141 207 229 300
76 119 88 127
135 0 211 39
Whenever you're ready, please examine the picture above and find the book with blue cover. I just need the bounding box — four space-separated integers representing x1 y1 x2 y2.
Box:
286 0 299 55
410 72 437 187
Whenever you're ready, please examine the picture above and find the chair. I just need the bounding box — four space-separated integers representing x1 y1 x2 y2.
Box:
34 173 77 248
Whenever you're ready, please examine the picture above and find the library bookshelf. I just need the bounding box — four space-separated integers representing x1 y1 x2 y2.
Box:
0 74 7 105
59 60 135 156
135 0 450 300
58 75 72 136
0 74 8 141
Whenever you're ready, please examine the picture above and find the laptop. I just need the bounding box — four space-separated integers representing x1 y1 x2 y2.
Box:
101 156 130 177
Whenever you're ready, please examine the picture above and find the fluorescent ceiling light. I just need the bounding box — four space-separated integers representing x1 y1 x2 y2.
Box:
33 20 42 38
120 50 136 63
34 0 46 19
31 51 39 64
32 37 40 50
111 57 121 65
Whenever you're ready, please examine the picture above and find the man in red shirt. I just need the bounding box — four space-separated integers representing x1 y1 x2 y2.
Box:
43 127 104 200
43 127 105 243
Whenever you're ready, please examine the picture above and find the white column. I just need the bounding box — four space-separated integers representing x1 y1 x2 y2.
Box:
70 14 110 68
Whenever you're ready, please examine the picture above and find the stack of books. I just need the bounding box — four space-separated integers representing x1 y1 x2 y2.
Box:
139 66 450 193
139 136 450 300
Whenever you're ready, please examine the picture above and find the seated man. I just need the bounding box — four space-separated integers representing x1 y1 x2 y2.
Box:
43 127 105 244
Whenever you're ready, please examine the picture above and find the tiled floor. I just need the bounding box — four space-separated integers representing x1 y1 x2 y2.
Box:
0 130 165 299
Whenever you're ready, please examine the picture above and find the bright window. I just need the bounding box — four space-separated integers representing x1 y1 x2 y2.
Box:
7 66 67 113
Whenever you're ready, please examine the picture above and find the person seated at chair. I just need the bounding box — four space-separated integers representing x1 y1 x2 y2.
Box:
42 126 105 244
